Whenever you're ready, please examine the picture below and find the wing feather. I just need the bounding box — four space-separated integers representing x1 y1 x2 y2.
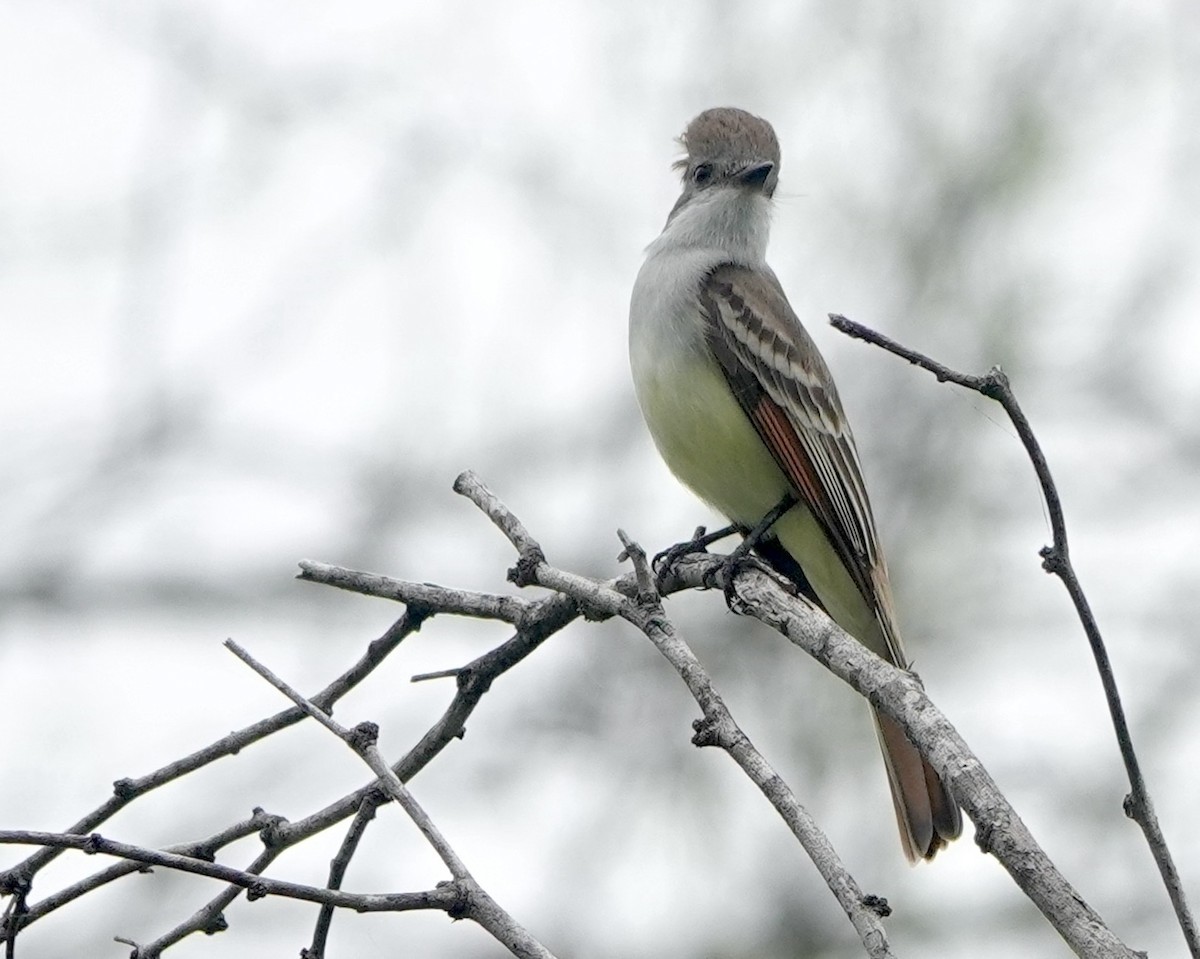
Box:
699 263 905 664
697 262 962 859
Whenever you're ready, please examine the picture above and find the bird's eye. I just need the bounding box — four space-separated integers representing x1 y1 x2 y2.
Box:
692 163 714 185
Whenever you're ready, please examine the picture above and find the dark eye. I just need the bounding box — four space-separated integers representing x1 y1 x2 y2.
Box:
692 163 714 185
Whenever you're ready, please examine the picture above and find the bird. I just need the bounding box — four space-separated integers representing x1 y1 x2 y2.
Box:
628 106 962 861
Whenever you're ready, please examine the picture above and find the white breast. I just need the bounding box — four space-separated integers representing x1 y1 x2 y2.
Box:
628 224 789 525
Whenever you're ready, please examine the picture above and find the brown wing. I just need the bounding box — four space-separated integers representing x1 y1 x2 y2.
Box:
699 263 963 861
698 262 905 665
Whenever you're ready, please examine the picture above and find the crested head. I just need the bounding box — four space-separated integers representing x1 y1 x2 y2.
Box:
675 108 781 198
648 107 780 264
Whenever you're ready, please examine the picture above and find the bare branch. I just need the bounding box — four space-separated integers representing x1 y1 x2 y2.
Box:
455 472 1141 958
304 800 375 959
454 485 896 958
135 843 284 955
609 549 897 959
616 529 659 605
453 470 541 557
224 640 470 878
831 312 1197 957
2 585 580 950
686 553 1138 959
0 831 459 914
0 609 427 903
4 441 1172 958
454 470 546 587
226 638 557 959
12 813 267 929
298 560 531 625
121 596 581 953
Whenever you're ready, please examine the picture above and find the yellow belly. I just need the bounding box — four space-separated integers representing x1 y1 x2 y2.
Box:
639 356 785 522
635 354 886 653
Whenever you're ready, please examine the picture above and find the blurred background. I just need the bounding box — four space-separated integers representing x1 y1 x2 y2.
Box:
2 1 1198 956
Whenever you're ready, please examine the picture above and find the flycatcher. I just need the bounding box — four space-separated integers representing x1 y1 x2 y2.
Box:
628 107 962 861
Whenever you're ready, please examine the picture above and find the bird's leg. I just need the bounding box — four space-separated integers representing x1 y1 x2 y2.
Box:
732 491 798 559
713 491 798 609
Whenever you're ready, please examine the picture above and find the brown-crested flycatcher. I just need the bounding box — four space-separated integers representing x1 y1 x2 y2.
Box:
628 107 961 861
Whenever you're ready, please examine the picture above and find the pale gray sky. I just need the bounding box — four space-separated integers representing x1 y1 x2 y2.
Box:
3 2 1198 957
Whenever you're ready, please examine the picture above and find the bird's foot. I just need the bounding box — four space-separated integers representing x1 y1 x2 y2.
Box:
706 546 777 613
652 524 739 594
699 493 800 611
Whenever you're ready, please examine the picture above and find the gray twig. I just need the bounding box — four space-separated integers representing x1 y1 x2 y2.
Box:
303 799 375 959
0 609 428 939
298 560 531 625
225 639 556 959
0 831 459 913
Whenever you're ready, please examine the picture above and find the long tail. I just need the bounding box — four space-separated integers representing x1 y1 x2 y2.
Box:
874 709 962 861
753 535 962 860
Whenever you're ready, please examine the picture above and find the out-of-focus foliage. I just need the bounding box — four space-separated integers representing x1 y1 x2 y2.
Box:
2 2 1198 957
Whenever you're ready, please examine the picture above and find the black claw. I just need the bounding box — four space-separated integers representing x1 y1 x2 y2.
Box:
712 551 776 612
652 524 740 593
653 494 798 603
711 493 799 611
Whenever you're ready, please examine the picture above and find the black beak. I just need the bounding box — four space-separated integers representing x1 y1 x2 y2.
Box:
737 161 775 189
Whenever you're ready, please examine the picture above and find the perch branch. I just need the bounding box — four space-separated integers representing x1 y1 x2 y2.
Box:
830 312 1196 957
458 471 1141 959
456 474 896 959
677 552 1137 959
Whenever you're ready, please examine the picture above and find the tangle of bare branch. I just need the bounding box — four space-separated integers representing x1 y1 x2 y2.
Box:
0 322 1182 959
